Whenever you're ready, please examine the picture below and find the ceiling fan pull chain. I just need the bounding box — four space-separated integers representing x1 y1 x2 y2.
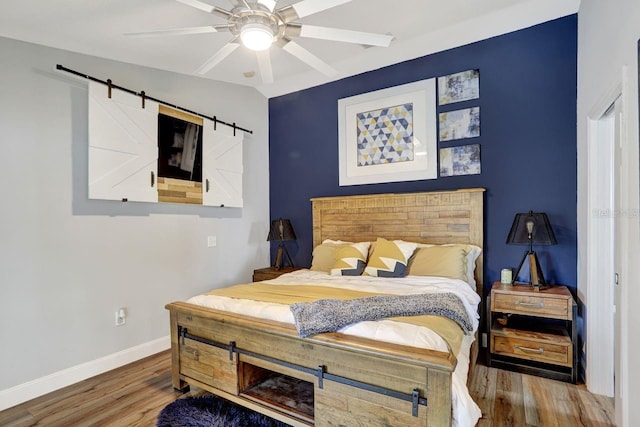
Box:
107 79 112 99
140 91 146 109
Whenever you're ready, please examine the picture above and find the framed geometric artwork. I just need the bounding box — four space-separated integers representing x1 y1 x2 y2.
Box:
438 69 480 105
439 144 481 177
338 79 437 186
439 107 480 141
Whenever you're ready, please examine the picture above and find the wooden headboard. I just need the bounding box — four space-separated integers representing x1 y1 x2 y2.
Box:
311 188 485 288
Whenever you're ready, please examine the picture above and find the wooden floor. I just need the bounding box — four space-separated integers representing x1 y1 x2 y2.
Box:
469 364 615 427
0 351 176 427
0 351 614 427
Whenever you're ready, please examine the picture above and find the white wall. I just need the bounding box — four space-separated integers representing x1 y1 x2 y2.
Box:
577 1 640 425
0 36 270 407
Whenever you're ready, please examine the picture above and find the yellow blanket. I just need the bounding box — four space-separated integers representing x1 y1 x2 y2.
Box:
206 283 464 355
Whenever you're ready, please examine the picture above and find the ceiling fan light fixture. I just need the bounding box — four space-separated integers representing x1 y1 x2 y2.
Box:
240 23 274 51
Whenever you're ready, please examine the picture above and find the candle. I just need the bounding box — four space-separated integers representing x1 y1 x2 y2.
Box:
501 268 512 284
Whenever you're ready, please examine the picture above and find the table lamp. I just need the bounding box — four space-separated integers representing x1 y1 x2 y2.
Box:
267 218 296 270
506 210 557 288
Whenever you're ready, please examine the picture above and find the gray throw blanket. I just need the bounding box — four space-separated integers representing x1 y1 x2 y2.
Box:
290 292 473 338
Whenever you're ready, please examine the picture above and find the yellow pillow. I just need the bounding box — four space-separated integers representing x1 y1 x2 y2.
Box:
310 240 352 273
364 238 417 277
406 245 468 281
330 242 370 276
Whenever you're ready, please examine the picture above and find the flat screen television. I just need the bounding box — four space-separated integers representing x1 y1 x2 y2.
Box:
157 112 203 182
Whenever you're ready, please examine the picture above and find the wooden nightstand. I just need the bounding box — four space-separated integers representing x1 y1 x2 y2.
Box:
252 266 301 282
487 281 578 383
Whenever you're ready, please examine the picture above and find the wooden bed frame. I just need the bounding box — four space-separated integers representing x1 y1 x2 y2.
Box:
165 188 485 426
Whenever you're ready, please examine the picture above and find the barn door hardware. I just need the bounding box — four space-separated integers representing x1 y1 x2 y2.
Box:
177 326 427 416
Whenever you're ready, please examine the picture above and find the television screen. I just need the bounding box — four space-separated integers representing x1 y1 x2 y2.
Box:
157 113 203 182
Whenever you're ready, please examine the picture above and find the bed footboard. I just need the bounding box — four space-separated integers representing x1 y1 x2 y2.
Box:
166 301 456 427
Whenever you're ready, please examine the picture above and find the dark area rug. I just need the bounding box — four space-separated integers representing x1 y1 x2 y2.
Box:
156 394 289 427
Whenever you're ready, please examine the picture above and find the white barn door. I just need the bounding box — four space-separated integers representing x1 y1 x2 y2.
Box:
202 120 244 208
88 81 159 202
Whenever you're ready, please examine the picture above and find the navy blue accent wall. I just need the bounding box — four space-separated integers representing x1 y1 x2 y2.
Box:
268 15 577 297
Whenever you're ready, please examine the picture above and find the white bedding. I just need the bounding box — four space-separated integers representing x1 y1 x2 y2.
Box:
188 269 482 427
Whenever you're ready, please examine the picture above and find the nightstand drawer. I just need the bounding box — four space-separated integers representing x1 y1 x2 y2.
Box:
491 325 572 367
492 292 568 319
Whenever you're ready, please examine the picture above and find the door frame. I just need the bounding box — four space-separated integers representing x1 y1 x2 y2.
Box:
584 83 620 397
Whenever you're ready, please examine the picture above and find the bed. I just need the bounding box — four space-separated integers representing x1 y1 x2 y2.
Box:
165 188 485 427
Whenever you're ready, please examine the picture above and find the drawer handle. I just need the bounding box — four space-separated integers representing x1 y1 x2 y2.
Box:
515 344 544 354
515 301 544 308
185 347 199 361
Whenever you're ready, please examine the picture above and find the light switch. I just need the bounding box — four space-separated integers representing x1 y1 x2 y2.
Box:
207 236 217 247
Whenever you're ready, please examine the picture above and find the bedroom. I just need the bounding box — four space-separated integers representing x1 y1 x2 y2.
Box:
0 0 638 426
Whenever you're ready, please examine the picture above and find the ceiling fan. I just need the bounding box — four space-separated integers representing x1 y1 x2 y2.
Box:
126 0 394 83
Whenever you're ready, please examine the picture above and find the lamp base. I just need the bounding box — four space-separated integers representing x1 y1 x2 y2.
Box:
273 243 294 270
511 280 552 292
512 250 549 291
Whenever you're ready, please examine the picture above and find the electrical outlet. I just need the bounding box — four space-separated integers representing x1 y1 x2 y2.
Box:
207 236 217 247
115 308 126 326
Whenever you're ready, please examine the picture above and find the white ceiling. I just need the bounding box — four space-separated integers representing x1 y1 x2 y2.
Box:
0 0 579 98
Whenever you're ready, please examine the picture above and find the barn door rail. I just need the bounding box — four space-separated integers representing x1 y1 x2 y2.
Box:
56 64 252 135
179 326 427 417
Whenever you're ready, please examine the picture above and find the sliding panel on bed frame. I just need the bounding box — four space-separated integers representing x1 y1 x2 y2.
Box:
167 304 456 426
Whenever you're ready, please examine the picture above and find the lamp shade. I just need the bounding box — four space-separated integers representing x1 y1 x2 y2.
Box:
267 218 296 242
506 211 557 245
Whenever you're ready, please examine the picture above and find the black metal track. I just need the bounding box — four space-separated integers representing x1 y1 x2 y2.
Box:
56 64 252 135
179 327 428 417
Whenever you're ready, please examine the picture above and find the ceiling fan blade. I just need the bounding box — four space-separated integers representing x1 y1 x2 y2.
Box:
278 0 351 21
125 25 229 37
295 24 393 47
233 0 276 12
291 0 351 19
256 51 274 84
257 0 277 12
195 42 240 75
280 39 338 77
176 0 233 19
176 0 214 13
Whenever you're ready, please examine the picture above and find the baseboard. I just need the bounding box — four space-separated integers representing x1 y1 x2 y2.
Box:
0 335 170 412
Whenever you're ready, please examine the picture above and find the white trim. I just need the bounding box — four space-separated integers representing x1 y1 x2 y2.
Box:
0 336 170 411
585 105 616 396
587 81 623 120
581 75 622 396
616 64 631 427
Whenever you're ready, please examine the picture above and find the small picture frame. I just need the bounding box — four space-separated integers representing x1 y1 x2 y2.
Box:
439 107 480 141
438 69 480 105
439 144 481 177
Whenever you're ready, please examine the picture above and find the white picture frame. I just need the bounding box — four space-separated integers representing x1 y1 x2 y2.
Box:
338 79 437 186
